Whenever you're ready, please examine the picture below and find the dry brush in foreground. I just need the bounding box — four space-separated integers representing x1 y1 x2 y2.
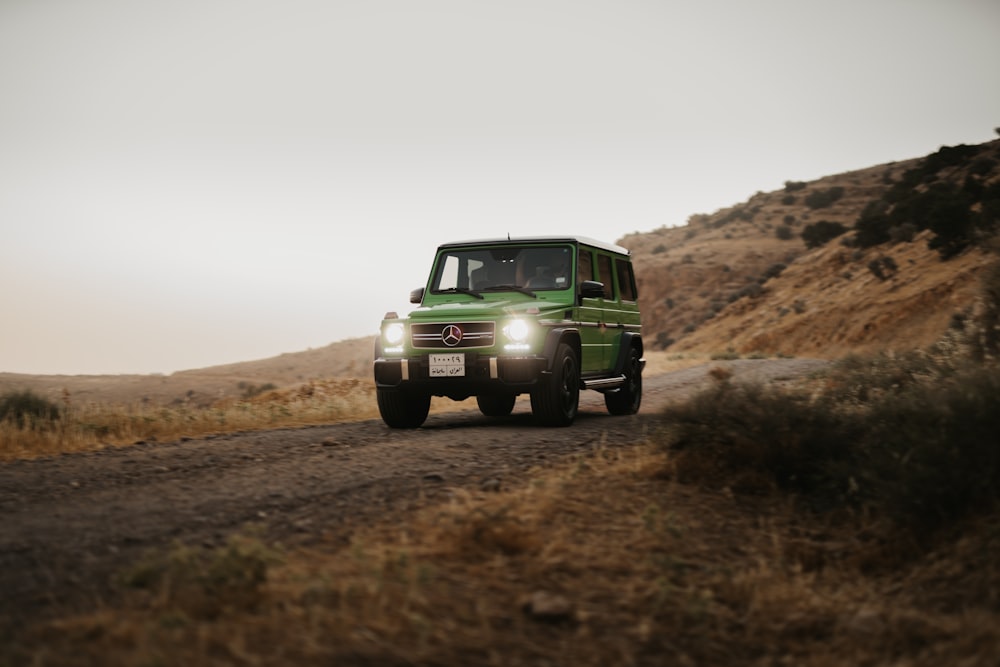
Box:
11 421 999 666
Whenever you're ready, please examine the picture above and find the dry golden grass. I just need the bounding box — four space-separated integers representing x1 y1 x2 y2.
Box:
14 442 999 666
1 351 704 462
0 378 380 461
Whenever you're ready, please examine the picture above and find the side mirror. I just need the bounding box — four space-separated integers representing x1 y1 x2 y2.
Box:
579 280 605 299
409 287 425 304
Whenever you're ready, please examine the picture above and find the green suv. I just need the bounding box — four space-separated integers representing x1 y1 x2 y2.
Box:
374 236 643 428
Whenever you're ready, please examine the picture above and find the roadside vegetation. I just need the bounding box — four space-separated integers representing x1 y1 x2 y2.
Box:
0 355 706 462
667 350 1000 537
0 378 380 461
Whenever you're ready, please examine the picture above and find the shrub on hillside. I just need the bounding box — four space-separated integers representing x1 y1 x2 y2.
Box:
967 248 1000 361
867 256 898 281
821 350 961 408
861 366 1000 533
889 222 917 243
855 143 1000 257
971 156 997 176
884 145 982 201
801 220 848 249
762 263 786 281
923 143 982 176
775 224 794 240
654 332 674 349
728 281 763 302
893 184 976 259
804 186 845 210
662 381 860 503
658 356 1000 536
0 390 61 428
854 201 892 248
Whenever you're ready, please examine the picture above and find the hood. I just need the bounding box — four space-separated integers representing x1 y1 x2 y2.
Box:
408 296 572 321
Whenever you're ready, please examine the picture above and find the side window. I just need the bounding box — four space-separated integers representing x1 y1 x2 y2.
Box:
615 258 637 302
577 249 593 284
597 254 614 299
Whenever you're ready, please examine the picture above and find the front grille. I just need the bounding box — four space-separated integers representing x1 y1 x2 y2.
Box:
411 322 495 349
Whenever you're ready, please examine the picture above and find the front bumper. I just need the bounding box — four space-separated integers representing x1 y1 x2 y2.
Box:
374 353 548 397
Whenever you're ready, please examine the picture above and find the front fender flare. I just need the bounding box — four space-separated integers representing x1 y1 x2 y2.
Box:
540 328 581 372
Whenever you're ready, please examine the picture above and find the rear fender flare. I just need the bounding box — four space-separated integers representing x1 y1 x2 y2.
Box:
611 333 644 375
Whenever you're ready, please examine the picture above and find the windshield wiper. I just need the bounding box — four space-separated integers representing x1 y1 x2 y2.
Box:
433 287 484 299
481 284 537 297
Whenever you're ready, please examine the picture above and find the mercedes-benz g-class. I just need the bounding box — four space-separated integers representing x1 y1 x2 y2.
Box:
374 236 643 428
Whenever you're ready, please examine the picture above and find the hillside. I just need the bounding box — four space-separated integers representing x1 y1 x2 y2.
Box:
621 139 1000 357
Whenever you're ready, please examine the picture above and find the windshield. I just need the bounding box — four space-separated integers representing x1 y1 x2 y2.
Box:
431 245 574 293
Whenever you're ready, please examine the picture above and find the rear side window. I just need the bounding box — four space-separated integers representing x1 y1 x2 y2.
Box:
615 258 637 302
597 254 614 299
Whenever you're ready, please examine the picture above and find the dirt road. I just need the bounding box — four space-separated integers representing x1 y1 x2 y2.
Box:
0 358 826 631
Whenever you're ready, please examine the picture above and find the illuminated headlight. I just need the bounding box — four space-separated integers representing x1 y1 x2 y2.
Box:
503 319 530 343
384 322 405 345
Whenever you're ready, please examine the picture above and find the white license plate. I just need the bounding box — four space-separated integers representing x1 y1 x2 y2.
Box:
429 353 466 377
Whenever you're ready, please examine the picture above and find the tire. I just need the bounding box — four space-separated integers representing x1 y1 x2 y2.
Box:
605 346 643 416
377 388 431 428
530 342 580 426
477 394 516 417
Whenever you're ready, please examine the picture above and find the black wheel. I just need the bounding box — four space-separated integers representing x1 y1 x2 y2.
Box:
605 346 643 416
530 342 580 426
377 388 431 428
477 394 517 417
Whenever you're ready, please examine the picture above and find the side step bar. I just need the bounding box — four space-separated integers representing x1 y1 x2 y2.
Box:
583 375 626 391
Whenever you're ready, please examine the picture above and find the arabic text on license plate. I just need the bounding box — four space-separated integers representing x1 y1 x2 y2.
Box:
429 353 465 377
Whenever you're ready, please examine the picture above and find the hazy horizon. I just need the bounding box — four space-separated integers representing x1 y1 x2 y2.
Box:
2 0 998 375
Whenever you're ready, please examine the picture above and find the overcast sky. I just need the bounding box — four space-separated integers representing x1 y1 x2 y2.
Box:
1 0 998 375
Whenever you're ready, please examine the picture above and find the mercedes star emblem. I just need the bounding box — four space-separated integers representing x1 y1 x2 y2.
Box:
442 324 463 347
